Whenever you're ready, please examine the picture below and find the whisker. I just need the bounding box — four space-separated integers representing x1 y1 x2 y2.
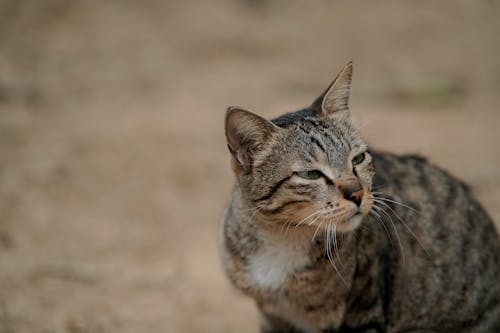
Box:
297 206 344 228
358 223 369 232
311 219 325 242
369 209 394 250
324 221 330 257
353 122 368 132
332 222 343 268
373 199 428 256
284 219 294 235
327 221 334 263
372 204 406 267
371 195 419 214
307 215 323 227
280 220 291 234
295 210 324 228
239 205 265 213
324 220 347 286
244 205 266 224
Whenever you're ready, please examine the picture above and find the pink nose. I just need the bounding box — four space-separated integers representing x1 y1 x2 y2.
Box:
347 189 364 207
339 183 364 207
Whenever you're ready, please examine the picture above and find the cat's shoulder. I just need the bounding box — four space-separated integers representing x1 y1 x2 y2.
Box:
370 150 475 205
371 150 428 167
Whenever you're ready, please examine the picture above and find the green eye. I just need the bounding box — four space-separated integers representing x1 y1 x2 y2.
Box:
352 152 365 166
295 170 322 180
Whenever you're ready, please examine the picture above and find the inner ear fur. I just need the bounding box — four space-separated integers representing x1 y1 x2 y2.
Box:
225 106 278 173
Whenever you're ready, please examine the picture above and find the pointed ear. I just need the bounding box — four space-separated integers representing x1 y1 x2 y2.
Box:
311 62 353 117
225 106 278 173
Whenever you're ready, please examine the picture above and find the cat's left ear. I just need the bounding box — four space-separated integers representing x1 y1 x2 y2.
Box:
311 61 353 117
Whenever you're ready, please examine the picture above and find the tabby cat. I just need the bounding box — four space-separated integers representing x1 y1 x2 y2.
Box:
219 62 500 333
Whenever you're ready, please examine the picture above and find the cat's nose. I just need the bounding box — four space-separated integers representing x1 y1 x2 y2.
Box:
339 182 364 207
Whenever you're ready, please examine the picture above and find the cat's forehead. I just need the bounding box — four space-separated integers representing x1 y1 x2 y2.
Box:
260 117 366 172
285 117 363 151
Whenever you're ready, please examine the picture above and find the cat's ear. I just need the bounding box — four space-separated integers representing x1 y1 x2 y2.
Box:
225 107 279 174
311 61 353 117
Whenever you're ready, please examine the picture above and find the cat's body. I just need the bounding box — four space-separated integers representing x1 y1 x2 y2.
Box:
219 63 500 333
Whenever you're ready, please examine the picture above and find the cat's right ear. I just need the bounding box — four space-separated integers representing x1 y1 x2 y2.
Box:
225 107 278 174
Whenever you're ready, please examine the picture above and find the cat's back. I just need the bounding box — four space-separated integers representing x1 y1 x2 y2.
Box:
371 150 497 239
368 150 500 332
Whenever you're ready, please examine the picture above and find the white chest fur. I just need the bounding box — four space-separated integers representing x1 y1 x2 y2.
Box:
247 231 312 290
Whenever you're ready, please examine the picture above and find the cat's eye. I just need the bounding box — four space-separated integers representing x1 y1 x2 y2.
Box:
352 152 365 166
295 170 322 180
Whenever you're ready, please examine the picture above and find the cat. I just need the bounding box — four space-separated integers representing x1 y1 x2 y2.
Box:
219 62 500 333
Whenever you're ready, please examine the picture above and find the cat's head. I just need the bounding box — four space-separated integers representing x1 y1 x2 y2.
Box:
225 62 374 233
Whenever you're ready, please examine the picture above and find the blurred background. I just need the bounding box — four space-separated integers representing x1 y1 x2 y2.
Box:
0 1 499 332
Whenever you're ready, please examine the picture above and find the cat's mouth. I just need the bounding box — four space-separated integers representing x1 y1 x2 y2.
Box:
334 210 363 231
288 198 372 231
327 201 372 232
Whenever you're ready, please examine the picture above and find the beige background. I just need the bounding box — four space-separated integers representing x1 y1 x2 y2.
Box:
0 1 499 332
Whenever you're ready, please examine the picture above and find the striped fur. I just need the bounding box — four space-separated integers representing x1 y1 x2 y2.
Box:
220 63 500 333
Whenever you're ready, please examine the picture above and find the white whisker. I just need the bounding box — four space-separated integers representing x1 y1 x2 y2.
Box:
280 220 290 234
311 219 325 242
332 222 343 268
295 210 323 228
239 205 265 213
373 199 428 256
324 220 347 285
369 209 394 250
284 219 294 235
307 215 323 227
371 194 419 214
372 204 406 267
244 205 266 224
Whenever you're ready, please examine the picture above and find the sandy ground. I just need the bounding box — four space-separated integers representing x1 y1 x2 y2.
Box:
0 1 499 332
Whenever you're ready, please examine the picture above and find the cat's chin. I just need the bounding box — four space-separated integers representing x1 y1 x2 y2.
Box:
336 213 365 232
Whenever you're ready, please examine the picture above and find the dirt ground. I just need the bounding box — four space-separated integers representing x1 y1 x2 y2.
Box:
0 1 499 332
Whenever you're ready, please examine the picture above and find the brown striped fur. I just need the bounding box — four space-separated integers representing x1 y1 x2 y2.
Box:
219 63 500 333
